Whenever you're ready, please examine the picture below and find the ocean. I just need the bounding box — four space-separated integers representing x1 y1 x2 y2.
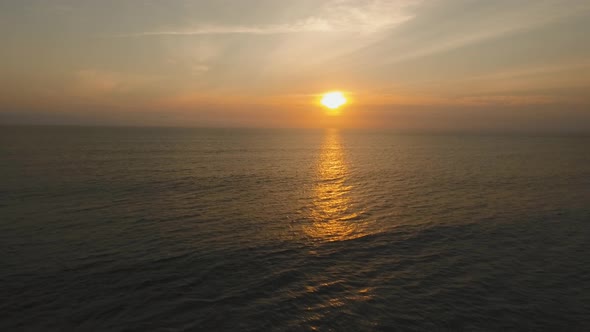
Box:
1 126 589 331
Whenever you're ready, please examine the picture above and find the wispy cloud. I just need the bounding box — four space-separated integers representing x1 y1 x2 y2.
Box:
337 0 590 68
119 0 420 37
122 19 334 36
69 69 157 99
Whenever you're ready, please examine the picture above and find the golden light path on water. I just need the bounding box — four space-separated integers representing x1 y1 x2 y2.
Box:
304 129 368 242
301 129 375 321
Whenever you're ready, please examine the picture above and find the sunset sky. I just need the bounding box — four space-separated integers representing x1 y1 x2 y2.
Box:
1 0 589 132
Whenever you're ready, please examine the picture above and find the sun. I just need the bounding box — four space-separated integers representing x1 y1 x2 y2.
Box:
321 91 347 109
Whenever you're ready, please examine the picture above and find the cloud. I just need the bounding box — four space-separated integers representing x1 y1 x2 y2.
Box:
454 95 569 107
75 69 122 94
68 69 158 100
334 0 590 69
191 64 209 74
119 0 421 37
123 18 333 36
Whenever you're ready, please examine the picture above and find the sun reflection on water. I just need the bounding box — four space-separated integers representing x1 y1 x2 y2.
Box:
304 129 366 242
298 130 376 320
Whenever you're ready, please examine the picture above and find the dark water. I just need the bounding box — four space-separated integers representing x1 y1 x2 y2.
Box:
1 126 590 331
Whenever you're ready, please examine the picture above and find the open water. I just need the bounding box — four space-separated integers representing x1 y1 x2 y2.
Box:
1 126 589 331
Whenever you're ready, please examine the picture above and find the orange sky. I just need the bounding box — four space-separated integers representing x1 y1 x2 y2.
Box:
1 0 590 132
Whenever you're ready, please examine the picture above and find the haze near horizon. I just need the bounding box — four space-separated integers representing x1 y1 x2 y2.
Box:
1 0 590 132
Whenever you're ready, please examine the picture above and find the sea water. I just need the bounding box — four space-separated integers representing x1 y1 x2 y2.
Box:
1 126 589 330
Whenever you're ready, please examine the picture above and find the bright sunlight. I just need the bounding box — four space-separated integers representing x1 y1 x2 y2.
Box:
321 91 347 110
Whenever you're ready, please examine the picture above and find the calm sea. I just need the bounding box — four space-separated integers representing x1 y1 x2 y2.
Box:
1 126 589 331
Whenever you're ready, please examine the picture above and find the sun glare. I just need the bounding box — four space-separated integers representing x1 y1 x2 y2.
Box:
321 91 347 110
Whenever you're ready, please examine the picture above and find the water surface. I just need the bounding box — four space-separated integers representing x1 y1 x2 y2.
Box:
1 126 589 331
